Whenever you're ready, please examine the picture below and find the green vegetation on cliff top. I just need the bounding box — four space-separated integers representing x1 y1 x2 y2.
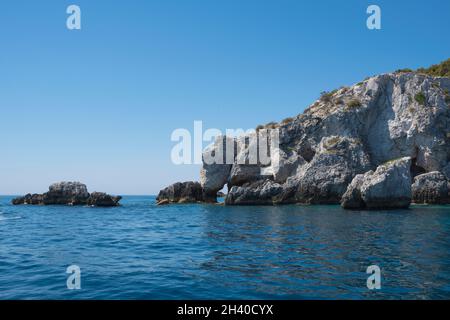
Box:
417 58 450 77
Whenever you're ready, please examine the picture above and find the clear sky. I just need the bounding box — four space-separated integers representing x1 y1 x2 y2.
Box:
0 0 449 195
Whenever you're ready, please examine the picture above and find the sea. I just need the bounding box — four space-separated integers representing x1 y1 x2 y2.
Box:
0 196 449 299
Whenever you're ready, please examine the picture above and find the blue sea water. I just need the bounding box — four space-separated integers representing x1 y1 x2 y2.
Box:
0 195 449 300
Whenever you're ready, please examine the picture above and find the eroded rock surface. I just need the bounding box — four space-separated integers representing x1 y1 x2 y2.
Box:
87 192 122 207
225 179 283 205
411 172 450 204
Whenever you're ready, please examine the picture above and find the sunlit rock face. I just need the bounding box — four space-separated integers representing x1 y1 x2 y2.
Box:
160 71 450 208
341 157 412 209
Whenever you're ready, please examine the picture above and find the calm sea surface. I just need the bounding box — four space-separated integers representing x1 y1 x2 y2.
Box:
0 196 449 299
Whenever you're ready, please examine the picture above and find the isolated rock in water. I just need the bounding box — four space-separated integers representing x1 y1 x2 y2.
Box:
342 157 412 209
200 136 234 202
293 136 372 204
87 192 122 207
225 179 283 205
11 182 121 207
156 181 204 204
43 182 90 205
411 171 450 204
12 193 44 205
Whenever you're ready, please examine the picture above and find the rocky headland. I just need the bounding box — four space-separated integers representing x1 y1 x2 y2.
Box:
158 59 450 209
12 182 122 207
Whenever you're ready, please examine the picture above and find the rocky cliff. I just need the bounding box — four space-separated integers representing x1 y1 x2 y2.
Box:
159 61 450 209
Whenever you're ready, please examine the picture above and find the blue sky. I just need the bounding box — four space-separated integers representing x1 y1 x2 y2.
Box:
0 0 449 195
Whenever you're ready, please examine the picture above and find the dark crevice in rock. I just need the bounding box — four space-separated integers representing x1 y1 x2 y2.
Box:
411 158 426 178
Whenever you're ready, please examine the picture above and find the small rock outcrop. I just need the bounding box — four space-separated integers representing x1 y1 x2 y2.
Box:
12 193 44 205
87 192 122 207
156 181 204 205
341 157 412 209
12 182 121 207
412 172 450 204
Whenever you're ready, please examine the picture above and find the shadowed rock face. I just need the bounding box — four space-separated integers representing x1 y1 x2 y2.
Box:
43 182 90 205
412 172 450 204
292 136 371 204
87 192 122 207
159 70 450 208
12 182 121 207
12 194 44 205
156 181 204 205
225 179 283 205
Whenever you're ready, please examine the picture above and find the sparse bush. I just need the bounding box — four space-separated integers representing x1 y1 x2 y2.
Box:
320 91 333 103
444 89 450 105
347 99 362 109
287 146 296 152
417 58 450 77
265 121 278 129
395 68 413 74
326 136 340 146
340 86 349 94
383 157 403 167
431 82 441 89
414 92 426 106
323 136 341 153
281 117 294 124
